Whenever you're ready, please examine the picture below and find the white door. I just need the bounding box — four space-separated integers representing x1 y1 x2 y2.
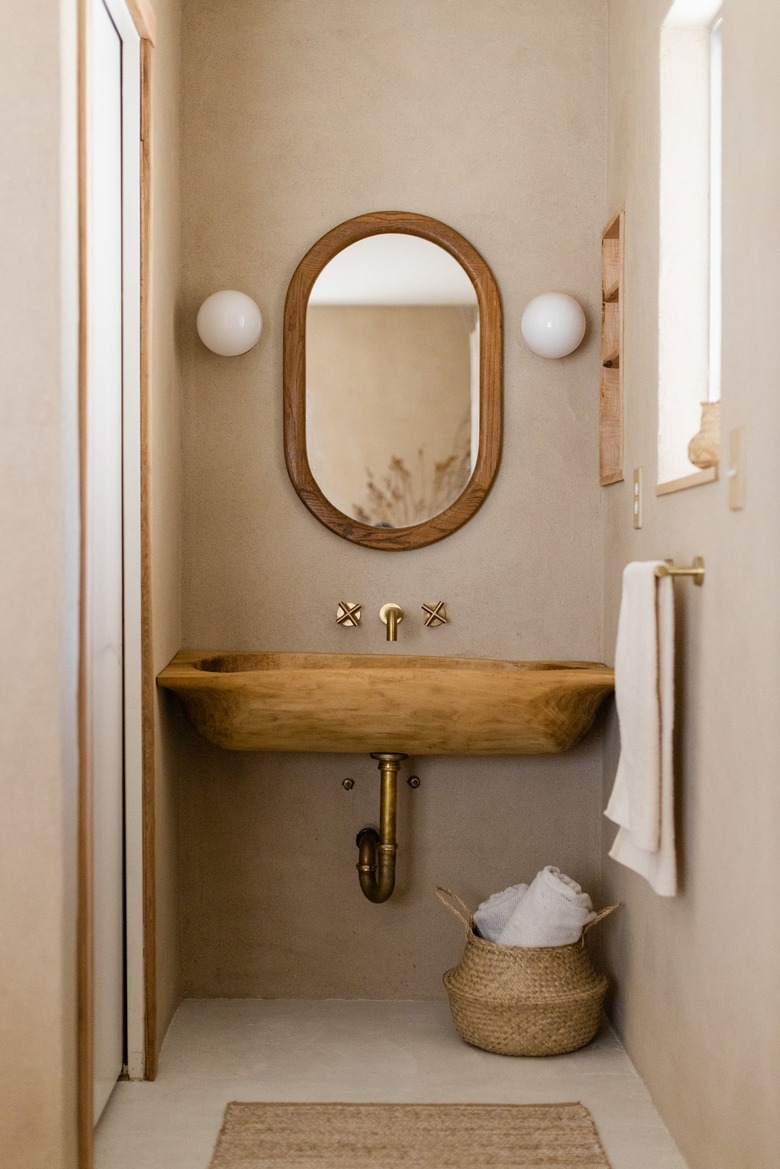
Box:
86 0 142 1122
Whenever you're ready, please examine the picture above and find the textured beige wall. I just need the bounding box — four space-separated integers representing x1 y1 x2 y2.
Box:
0 1 80 1165
148 0 185 1058
179 0 608 997
0 5 185 1148
602 2 780 1167
307 305 472 523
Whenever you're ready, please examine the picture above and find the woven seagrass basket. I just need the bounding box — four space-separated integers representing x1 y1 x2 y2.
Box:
437 886 619 1057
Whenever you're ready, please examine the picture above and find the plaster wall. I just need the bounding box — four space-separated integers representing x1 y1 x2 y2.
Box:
0 1 80 1164
0 4 185 1147
602 3 780 1166
178 0 609 998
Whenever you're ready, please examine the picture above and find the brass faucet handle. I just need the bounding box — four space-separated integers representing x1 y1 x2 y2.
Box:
422 601 447 628
336 601 362 627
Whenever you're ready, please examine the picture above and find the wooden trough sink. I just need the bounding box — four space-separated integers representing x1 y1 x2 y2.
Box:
157 651 614 756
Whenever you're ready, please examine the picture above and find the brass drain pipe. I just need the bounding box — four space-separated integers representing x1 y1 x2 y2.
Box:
355 752 407 903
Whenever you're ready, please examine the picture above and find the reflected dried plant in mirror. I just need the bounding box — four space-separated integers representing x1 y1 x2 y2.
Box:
354 412 471 528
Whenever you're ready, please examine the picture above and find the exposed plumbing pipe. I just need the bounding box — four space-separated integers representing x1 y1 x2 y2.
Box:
355 752 407 902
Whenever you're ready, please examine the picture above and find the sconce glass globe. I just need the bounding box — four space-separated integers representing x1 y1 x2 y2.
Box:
521 292 586 359
196 290 263 356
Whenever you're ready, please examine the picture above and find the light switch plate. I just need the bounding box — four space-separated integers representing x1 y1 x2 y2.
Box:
632 467 643 529
728 427 746 510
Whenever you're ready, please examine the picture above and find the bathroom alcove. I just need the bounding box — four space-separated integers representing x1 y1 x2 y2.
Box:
6 0 780 1164
94 0 779 1167
157 0 609 1020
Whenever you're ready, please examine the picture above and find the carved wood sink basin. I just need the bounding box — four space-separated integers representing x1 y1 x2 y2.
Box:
157 651 614 755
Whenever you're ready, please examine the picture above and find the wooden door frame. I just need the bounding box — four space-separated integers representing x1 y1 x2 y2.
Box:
138 27 158 1087
78 0 156 1164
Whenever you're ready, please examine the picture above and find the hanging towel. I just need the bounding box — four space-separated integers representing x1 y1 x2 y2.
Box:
497 867 596 947
473 883 528 942
604 561 677 896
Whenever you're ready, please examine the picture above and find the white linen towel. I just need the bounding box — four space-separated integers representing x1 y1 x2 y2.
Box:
473 883 528 942
497 867 596 947
604 561 677 896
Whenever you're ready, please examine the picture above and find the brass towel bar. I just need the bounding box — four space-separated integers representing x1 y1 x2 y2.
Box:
655 557 705 586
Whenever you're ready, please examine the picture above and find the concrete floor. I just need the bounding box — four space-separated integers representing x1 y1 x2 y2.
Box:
95 1000 689 1169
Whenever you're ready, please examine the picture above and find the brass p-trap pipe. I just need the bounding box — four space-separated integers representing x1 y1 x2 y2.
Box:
355 752 407 903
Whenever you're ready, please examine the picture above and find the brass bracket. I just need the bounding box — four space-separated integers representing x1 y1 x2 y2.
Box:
422 601 447 627
336 601 362 626
655 558 705 586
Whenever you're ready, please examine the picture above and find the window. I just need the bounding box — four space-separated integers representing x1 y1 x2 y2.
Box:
657 1 722 491
709 15 722 405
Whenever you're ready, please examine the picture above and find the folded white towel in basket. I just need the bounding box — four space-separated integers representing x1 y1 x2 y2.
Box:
473 883 529 942
497 867 596 947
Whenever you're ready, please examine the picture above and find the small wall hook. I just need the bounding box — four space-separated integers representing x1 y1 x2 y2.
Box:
422 601 447 627
337 601 362 626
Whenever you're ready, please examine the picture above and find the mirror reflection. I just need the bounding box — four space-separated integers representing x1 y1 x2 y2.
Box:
305 234 479 528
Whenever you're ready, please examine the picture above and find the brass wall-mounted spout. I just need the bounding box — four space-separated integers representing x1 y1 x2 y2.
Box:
379 603 403 641
355 752 408 902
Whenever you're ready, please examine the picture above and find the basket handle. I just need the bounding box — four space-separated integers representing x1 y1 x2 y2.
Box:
435 886 473 932
582 902 621 940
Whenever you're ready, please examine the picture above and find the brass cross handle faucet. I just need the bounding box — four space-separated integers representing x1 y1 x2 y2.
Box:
422 601 447 627
379 603 404 642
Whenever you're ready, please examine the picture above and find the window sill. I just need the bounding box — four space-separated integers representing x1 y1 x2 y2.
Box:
654 466 718 496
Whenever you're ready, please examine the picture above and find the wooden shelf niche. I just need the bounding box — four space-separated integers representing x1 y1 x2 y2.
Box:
600 208 624 485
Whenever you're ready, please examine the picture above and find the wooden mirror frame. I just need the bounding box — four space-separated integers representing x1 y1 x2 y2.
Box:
283 211 502 551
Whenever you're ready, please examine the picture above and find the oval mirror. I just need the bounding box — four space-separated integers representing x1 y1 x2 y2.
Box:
284 212 502 550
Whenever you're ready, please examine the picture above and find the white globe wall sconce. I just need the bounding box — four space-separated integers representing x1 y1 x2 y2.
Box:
521 292 586 359
196 290 263 356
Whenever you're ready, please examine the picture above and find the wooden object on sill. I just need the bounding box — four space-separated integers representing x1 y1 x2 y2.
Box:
687 400 720 469
600 208 624 485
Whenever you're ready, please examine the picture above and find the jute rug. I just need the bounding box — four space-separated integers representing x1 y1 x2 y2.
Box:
208 1101 613 1168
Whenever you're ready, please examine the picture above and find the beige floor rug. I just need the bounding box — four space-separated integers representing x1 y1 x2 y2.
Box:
208 1101 613 1168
